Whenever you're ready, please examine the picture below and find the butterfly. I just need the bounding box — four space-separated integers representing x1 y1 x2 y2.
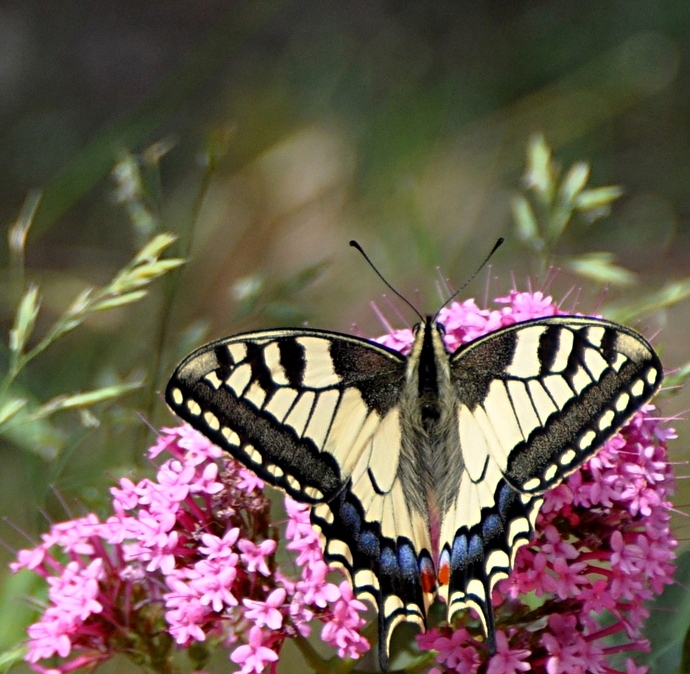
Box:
166 311 662 669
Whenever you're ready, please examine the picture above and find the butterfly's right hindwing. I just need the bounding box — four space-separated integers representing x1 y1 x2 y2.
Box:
435 316 663 649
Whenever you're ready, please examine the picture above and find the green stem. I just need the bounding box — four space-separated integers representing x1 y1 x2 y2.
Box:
136 153 218 462
292 633 357 674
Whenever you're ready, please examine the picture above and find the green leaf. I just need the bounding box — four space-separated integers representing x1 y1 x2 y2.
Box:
133 232 178 263
0 409 63 459
8 285 41 357
546 205 572 244
134 257 186 279
0 570 46 650
639 549 690 673
7 190 41 262
89 290 149 312
204 124 236 170
0 381 86 457
29 381 143 420
65 287 94 316
140 136 177 166
524 133 555 203
0 398 27 427
111 150 143 203
78 408 101 428
0 644 27 673
574 186 624 212
53 381 142 408
606 278 690 323
559 162 590 204
566 252 637 287
511 195 541 245
109 258 184 294
231 274 264 303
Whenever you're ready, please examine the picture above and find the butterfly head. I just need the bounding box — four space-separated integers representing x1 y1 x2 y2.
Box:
407 317 453 413
410 317 449 357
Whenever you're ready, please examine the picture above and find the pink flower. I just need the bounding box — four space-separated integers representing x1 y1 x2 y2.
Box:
164 577 208 644
321 582 369 659
285 497 322 565
486 632 530 674
11 546 46 572
13 425 289 673
624 660 649 674
190 559 239 611
296 561 341 608
189 462 224 495
198 528 240 559
427 627 481 672
229 626 279 674
157 459 195 500
43 515 100 555
15 419 372 673
26 613 74 661
243 588 287 629
238 538 276 576
46 559 104 621
237 467 265 492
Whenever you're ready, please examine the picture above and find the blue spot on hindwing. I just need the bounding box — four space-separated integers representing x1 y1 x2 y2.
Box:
498 482 515 516
381 546 398 573
398 541 420 581
340 501 361 533
451 534 469 572
468 533 483 562
358 530 379 555
482 513 502 538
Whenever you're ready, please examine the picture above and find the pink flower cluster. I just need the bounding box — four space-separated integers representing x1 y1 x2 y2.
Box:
375 290 559 354
377 291 676 674
12 290 676 674
12 425 369 674
418 403 676 674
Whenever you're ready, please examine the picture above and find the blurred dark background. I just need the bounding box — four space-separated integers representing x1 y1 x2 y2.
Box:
1 1 689 670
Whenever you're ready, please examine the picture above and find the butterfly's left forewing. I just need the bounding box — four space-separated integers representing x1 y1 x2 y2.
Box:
438 316 663 645
166 329 435 667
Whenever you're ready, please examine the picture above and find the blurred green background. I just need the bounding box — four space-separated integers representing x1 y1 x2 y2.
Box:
1 1 690 672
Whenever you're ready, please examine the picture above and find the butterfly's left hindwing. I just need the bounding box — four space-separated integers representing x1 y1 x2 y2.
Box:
166 329 436 668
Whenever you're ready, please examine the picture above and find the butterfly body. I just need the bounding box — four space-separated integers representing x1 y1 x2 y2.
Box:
167 315 662 669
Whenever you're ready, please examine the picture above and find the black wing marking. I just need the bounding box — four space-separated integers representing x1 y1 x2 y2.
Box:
439 316 663 651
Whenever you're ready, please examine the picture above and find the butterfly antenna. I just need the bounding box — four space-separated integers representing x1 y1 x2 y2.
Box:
433 237 504 320
350 240 424 321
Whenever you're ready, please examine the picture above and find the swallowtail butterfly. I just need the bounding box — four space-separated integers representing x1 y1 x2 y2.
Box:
166 309 662 668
